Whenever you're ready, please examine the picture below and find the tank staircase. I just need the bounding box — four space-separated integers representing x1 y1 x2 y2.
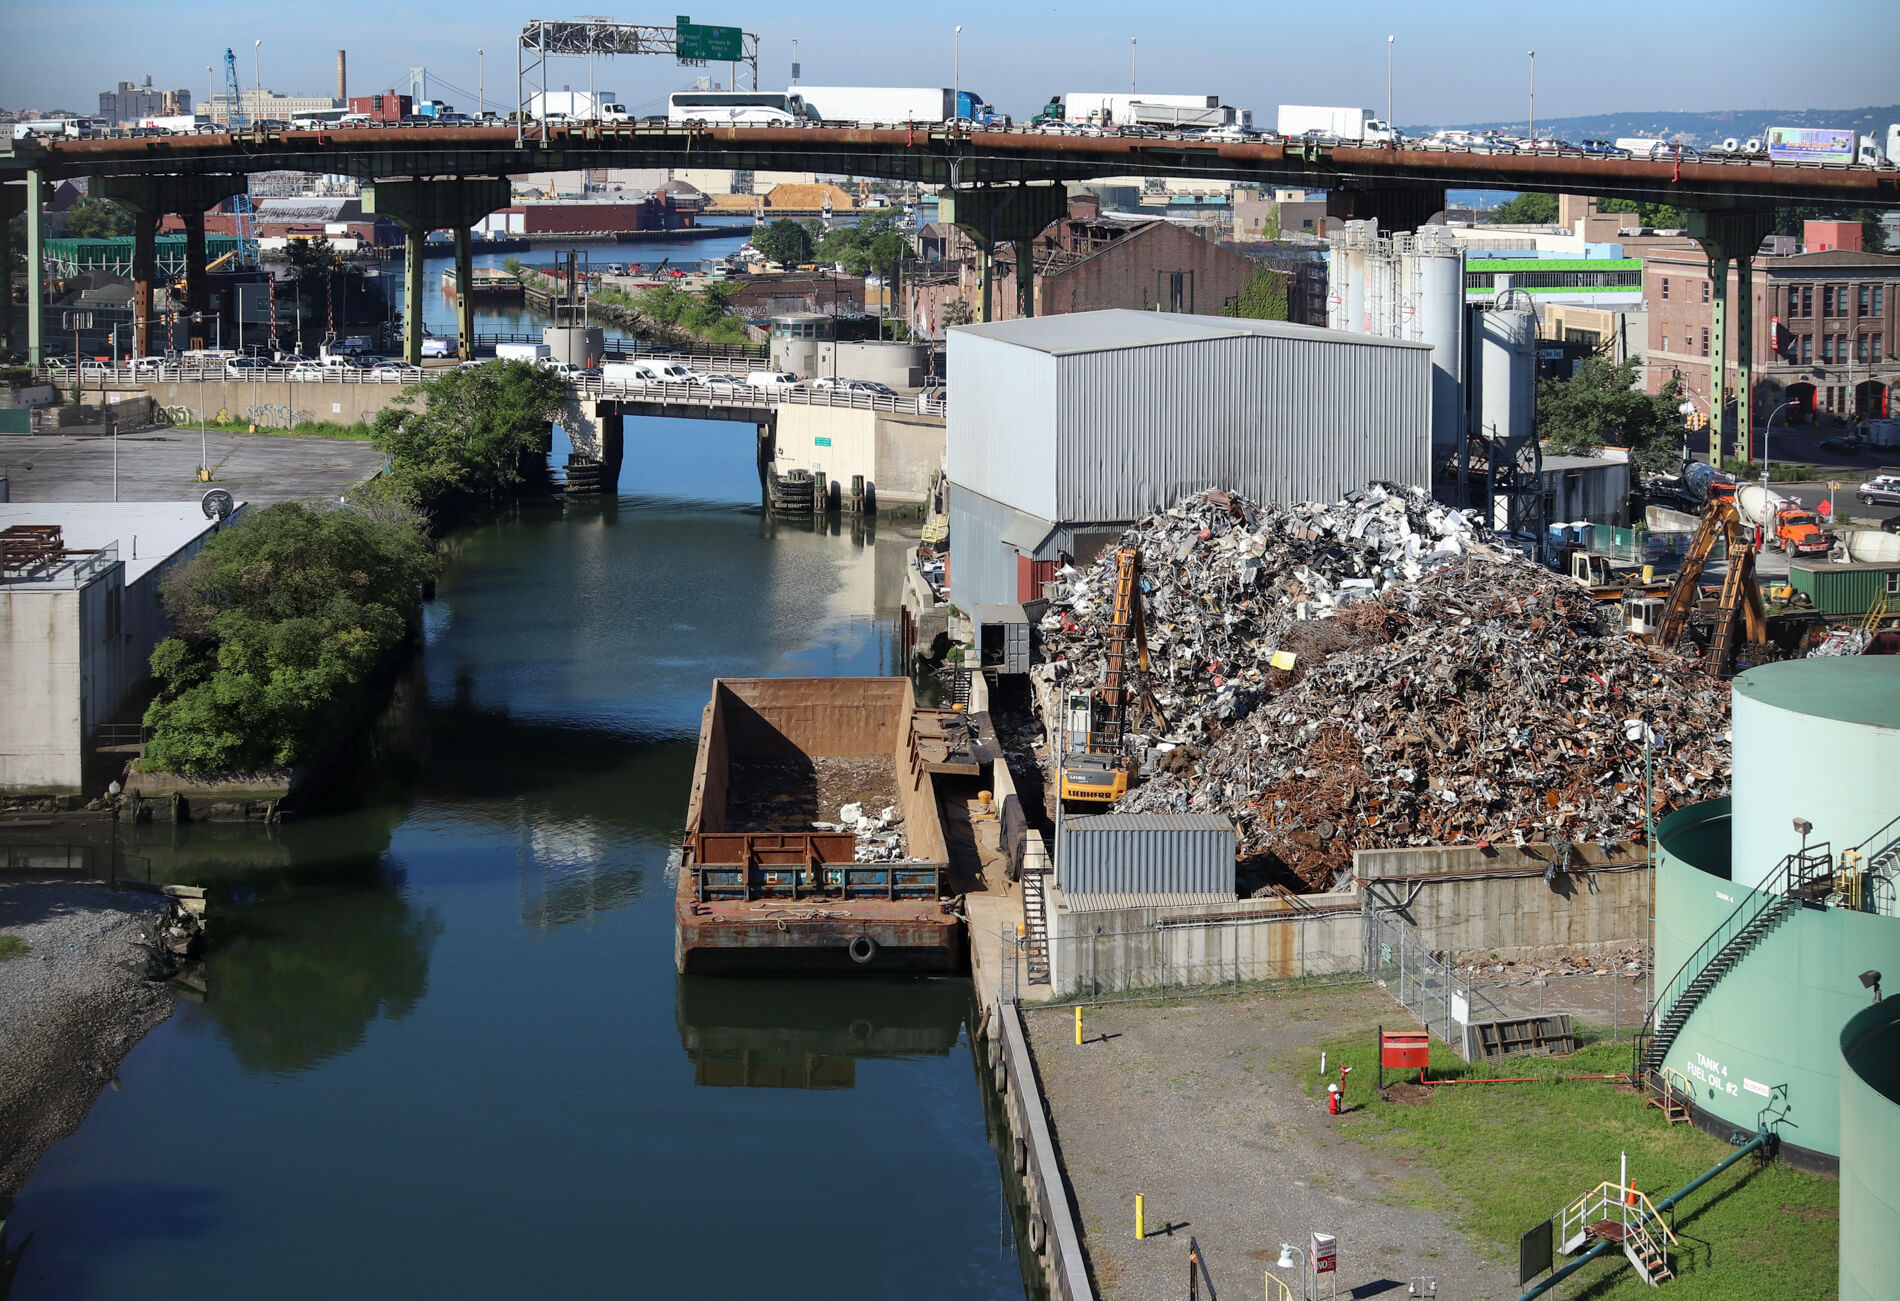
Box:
1558 1181 1678 1287
1020 864 1051 986
1839 812 1900 916
1637 845 1828 1075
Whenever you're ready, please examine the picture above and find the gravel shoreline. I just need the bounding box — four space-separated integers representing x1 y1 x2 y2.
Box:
0 878 177 1215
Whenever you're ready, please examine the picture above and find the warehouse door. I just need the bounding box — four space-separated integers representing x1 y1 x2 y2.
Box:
1157 270 1194 313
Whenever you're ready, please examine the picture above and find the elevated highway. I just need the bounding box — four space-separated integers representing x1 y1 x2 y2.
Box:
7 125 1894 460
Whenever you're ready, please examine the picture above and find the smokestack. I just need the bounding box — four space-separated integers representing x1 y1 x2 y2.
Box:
337 50 347 102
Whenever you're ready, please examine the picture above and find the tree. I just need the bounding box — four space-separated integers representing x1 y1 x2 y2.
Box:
142 503 435 773
370 359 569 513
814 213 910 276
1485 192 1558 225
61 195 133 239
1219 266 1290 322
752 218 815 267
1590 196 1686 228
1537 355 1686 475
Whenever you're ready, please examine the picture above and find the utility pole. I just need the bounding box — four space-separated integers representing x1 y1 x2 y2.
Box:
1527 50 1535 141
478 49 484 116
1386 36 1394 130
254 40 263 124
1131 38 1137 93
953 26 962 118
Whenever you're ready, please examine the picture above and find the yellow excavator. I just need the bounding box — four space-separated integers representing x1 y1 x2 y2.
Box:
1653 498 1767 677
1057 547 1165 804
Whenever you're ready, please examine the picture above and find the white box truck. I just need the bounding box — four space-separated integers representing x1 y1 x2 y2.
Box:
1276 105 1395 144
797 86 955 125
496 342 552 363
527 91 631 122
1615 137 1675 159
603 359 697 385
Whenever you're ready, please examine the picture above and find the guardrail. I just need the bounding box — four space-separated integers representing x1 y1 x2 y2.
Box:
35 365 947 416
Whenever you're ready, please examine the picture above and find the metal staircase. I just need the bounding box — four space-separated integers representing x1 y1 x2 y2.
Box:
1558 1181 1678 1288
1021 865 1050 986
1638 846 1826 1074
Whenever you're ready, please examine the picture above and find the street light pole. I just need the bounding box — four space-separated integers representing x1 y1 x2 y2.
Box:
953 26 962 119
478 49 484 117
254 41 262 124
1131 38 1137 94
1527 50 1535 141
1276 1243 1312 1301
1386 36 1394 132
1761 400 1795 489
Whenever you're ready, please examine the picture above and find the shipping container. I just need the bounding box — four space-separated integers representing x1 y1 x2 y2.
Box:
1058 813 1238 896
1789 557 1900 616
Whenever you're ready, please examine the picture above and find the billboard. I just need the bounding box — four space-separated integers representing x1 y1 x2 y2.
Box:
1765 127 1856 165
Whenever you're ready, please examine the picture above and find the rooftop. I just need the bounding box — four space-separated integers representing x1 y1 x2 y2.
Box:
0 501 236 588
1732 657 1900 731
953 308 1431 356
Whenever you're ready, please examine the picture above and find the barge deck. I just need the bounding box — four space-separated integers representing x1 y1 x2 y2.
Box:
675 677 985 974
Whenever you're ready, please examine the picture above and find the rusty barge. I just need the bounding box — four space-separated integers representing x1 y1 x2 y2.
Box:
676 677 984 974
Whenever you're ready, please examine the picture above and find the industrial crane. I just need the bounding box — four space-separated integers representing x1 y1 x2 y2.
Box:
1057 547 1165 805
1654 498 1767 677
223 48 245 131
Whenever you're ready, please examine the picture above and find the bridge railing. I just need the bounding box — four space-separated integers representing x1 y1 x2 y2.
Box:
31 365 948 416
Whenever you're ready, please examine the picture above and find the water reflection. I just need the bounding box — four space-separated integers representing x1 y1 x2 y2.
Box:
196 857 441 1077
676 976 969 1090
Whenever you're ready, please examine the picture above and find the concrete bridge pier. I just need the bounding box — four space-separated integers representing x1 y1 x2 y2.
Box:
364 178 510 364
756 421 775 495
938 184 1068 323
93 174 251 357
1684 206 1779 463
598 408 624 489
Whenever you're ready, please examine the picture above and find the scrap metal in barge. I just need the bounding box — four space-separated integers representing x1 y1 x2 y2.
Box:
676 677 985 973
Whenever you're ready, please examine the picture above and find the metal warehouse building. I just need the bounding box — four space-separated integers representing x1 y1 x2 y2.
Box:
944 310 1432 608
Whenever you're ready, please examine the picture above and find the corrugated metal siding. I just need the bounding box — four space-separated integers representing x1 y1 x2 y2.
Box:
1062 892 1238 913
1790 562 1900 615
945 330 1058 518
947 483 1025 610
1052 332 1431 520
1059 814 1237 895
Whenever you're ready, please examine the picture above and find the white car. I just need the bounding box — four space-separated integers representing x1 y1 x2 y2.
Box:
286 362 326 382
1856 475 1900 507
128 356 171 375
368 363 416 380
701 373 745 390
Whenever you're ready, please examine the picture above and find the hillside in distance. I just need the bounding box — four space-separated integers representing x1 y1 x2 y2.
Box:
1425 105 1899 143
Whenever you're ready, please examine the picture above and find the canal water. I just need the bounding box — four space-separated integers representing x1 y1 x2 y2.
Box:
7 428 1033 1296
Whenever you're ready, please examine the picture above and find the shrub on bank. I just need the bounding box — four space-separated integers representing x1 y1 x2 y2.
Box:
369 359 568 516
141 502 435 774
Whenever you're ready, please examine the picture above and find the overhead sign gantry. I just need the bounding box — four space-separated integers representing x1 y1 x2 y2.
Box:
516 15 758 139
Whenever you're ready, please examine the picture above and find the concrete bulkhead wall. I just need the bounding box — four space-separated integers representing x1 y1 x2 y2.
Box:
1839 998 1900 1301
1 585 90 791
1656 796 1900 1168
127 378 393 428
772 404 944 508
1353 840 1650 961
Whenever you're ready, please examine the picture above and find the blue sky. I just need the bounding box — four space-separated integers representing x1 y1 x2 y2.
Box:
14 0 1900 124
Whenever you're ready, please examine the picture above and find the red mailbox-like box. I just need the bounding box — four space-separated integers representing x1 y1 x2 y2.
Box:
1380 1028 1430 1070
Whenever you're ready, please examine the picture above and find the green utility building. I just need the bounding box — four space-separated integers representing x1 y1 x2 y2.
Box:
44 235 246 278
1651 657 1900 1173
1790 557 1900 617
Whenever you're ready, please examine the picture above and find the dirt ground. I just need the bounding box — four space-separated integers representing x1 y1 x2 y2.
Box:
1023 983 1522 1301
0 878 174 1214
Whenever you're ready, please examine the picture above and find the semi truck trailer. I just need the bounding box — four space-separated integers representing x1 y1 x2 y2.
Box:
1276 105 1396 144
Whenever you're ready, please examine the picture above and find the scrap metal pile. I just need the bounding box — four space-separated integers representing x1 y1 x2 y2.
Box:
1035 486 1732 891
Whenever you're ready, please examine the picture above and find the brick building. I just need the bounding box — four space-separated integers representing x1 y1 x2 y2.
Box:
1645 237 1900 428
904 197 1264 337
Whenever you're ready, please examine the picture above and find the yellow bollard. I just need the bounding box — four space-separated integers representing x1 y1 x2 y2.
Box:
1135 1193 1145 1240
1075 1006 1084 1046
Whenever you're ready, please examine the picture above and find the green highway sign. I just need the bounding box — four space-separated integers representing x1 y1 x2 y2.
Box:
676 15 743 62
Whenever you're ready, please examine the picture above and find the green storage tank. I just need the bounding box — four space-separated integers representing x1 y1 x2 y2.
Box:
1840 998 1900 1301
1789 558 1900 616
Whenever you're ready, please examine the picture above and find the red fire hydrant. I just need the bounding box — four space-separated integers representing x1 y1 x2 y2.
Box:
1327 1083 1342 1116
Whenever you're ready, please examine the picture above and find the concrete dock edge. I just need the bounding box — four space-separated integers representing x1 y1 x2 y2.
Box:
990 1001 1094 1301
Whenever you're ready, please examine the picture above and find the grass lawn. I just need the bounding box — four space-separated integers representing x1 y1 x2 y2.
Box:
1293 1029 1838 1300
0 935 29 960
193 418 375 441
